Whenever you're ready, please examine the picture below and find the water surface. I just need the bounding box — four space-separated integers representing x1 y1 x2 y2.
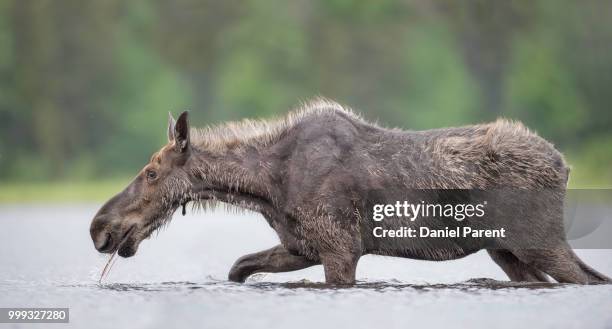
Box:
1 205 611 329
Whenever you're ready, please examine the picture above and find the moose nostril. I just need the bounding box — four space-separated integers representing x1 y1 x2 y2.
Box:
95 232 114 252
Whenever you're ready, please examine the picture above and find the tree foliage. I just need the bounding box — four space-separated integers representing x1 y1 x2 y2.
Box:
0 0 610 186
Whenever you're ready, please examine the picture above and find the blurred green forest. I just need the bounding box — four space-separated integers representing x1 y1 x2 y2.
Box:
1 0 612 201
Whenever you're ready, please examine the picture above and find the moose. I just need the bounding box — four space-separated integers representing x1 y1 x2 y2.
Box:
90 99 610 285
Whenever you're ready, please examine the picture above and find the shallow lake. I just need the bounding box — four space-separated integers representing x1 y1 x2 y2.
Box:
1 204 611 329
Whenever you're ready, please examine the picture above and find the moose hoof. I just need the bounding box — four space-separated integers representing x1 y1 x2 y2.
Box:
227 272 248 283
228 262 253 283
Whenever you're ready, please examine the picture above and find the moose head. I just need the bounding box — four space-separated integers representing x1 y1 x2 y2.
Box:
89 111 195 257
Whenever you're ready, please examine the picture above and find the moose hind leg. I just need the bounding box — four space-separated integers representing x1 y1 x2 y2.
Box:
514 245 590 284
487 250 549 282
228 244 319 283
570 249 612 283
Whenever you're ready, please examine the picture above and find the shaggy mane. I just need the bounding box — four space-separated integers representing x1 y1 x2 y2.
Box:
190 98 364 153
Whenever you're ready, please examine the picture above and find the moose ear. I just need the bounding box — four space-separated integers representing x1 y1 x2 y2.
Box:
167 112 176 142
174 111 190 152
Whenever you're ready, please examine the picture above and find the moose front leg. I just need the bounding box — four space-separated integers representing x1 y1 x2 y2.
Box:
304 215 363 285
319 250 360 285
228 244 319 283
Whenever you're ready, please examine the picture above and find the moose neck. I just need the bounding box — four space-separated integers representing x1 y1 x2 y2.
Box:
188 141 283 215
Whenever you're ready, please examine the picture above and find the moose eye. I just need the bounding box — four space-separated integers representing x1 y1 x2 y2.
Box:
145 169 158 181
